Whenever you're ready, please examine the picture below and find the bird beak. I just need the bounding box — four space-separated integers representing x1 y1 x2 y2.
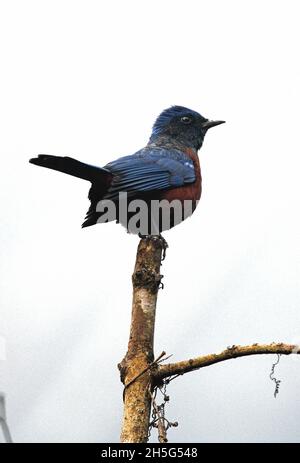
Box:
202 120 225 130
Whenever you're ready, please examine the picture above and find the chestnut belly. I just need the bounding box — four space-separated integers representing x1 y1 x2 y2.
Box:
113 182 202 235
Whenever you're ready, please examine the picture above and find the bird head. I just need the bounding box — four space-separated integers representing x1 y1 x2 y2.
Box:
150 105 225 151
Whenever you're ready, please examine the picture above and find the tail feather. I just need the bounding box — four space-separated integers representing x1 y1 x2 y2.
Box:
81 212 100 228
30 154 113 229
29 155 111 182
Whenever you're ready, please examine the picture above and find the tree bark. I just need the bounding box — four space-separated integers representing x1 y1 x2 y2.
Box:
118 237 164 443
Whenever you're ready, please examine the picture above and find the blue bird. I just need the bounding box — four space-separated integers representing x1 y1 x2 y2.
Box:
29 106 224 234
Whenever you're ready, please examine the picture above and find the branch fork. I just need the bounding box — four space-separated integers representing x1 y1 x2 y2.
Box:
119 237 300 442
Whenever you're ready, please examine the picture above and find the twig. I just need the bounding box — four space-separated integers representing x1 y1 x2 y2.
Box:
149 387 168 443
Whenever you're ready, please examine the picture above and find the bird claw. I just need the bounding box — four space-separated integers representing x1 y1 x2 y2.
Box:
138 232 148 239
157 234 168 260
138 233 168 261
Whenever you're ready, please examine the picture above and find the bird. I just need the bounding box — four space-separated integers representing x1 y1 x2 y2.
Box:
29 106 224 235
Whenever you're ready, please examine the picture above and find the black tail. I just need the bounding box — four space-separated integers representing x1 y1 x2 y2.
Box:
29 155 111 182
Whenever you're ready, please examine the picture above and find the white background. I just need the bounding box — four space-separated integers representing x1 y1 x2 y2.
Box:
0 0 300 442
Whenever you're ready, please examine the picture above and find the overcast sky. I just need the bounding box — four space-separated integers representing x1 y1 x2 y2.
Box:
0 0 300 443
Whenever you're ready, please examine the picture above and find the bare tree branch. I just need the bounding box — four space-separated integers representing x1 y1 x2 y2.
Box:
118 237 165 443
154 343 300 380
118 239 299 442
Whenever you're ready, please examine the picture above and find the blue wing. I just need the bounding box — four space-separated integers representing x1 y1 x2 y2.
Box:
103 147 196 200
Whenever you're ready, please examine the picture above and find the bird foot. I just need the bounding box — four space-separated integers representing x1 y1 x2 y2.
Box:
138 233 168 260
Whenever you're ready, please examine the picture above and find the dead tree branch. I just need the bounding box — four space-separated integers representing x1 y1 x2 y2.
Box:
118 238 299 443
118 237 165 443
154 343 300 381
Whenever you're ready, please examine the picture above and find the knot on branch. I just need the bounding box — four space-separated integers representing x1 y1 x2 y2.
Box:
118 358 127 384
132 269 163 293
226 344 239 354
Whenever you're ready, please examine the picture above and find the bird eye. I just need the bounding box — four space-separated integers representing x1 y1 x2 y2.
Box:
180 116 192 124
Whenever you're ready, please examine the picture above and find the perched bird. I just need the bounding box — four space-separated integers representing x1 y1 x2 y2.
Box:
29 106 224 234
